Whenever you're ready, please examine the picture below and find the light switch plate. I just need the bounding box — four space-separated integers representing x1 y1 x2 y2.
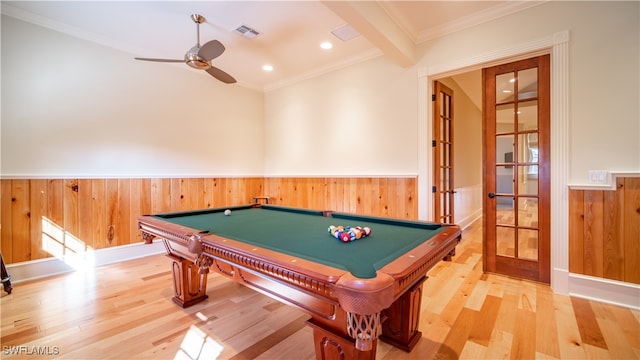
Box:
588 170 609 184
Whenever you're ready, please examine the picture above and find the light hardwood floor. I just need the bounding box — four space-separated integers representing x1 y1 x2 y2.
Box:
2 220 638 359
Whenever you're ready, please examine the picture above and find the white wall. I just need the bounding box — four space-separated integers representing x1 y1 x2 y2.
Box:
1 15 265 177
264 56 419 176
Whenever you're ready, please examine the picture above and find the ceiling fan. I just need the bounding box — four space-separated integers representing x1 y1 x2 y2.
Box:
135 14 236 84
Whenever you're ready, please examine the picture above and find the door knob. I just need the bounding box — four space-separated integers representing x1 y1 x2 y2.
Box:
488 192 496 198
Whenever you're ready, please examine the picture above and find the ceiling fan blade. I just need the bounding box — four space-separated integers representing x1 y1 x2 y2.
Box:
206 66 236 84
198 40 225 61
134 57 184 63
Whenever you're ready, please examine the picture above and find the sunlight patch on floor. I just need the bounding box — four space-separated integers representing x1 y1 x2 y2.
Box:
174 324 224 360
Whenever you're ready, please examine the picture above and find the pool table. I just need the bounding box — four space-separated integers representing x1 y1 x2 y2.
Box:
138 204 461 360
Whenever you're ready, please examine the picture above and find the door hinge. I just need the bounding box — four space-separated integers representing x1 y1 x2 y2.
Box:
432 186 437 193
432 140 436 147
432 94 436 101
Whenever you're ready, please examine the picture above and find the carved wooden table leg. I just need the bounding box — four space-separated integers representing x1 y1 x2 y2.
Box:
167 253 210 308
380 276 427 351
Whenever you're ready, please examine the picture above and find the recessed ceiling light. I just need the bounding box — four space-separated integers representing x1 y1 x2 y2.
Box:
320 41 333 50
262 64 273 72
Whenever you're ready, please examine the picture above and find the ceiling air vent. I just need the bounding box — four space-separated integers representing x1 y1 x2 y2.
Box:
331 24 360 42
234 24 260 39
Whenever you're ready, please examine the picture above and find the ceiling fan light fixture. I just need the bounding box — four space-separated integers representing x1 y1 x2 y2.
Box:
185 53 210 69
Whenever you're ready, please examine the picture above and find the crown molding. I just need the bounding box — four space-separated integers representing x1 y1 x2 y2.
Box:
1 3 139 55
416 1 548 44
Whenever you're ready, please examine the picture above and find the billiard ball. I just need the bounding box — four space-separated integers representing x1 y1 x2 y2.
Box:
224 209 231 216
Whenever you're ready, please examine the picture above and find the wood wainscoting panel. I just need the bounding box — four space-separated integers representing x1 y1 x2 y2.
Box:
604 179 624 281
623 178 640 284
10 180 30 263
0 177 265 264
1 180 13 260
584 189 604 278
263 177 417 220
569 177 640 285
29 179 50 260
0 177 416 265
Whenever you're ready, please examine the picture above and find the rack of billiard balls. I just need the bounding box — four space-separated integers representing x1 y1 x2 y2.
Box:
328 225 372 243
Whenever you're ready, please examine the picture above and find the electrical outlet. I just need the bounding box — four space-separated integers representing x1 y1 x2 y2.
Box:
588 170 609 184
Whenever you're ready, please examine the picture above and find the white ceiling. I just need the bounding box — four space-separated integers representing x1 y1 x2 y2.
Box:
1 1 544 91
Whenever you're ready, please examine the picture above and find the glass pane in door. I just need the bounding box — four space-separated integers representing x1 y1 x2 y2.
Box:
518 165 538 196
496 203 515 226
497 227 515 257
496 104 515 132
517 68 538 100
496 135 514 164
518 197 538 228
496 72 515 103
518 229 538 260
518 100 538 131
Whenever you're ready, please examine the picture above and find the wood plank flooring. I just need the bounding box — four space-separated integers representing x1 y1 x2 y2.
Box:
2 220 638 359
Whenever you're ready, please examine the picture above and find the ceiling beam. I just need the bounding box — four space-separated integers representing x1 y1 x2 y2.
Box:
322 1 415 67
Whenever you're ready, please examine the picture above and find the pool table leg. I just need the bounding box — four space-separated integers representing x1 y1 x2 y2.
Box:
168 254 209 308
307 318 377 360
443 247 456 261
379 276 427 351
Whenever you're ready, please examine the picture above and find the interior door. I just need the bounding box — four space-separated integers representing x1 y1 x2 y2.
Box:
433 81 455 224
482 55 550 283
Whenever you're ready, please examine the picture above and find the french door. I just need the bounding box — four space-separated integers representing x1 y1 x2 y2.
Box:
482 55 550 283
433 81 455 224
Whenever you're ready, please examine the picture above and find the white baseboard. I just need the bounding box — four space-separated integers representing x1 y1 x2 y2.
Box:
568 273 640 310
6 240 165 284
457 209 482 231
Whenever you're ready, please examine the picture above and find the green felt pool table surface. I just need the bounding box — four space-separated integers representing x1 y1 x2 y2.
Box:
152 204 450 279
